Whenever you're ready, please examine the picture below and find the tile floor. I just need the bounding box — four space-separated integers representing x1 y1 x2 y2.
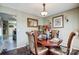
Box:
3 36 16 51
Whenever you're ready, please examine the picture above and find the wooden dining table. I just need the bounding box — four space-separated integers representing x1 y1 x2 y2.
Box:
37 39 61 49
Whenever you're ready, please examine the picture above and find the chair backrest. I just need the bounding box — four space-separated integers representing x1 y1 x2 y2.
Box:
51 30 59 38
26 31 38 55
33 31 38 54
67 32 76 55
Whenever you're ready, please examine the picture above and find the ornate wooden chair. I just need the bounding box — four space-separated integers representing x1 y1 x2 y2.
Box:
51 30 59 38
26 31 48 55
50 30 62 45
49 32 76 55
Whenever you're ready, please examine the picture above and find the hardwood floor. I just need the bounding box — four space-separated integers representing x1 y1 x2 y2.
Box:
0 46 79 55
0 46 31 55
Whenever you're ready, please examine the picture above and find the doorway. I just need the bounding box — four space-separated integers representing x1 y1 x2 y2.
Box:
0 13 17 51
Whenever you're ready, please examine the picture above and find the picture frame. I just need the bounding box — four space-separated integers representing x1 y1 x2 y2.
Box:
52 15 64 28
27 18 38 27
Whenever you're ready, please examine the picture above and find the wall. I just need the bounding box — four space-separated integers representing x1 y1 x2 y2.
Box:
0 6 43 49
45 8 79 49
41 18 48 25
38 18 48 25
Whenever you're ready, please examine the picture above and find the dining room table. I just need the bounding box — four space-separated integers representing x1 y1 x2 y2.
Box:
37 39 62 50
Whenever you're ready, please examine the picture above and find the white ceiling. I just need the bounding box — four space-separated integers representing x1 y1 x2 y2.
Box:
0 3 79 17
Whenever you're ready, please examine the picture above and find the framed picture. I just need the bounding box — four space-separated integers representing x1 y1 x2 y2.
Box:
27 18 38 27
52 15 64 28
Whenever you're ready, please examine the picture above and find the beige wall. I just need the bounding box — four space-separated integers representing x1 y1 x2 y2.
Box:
45 7 79 49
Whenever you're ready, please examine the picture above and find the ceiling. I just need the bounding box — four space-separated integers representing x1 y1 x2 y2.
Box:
0 3 79 17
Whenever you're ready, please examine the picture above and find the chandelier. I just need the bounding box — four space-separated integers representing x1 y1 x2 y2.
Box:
41 3 48 16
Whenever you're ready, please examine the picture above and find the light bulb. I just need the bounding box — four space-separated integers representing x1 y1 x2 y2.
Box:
41 11 47 16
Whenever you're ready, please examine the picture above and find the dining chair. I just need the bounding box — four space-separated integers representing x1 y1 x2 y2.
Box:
26 31 48 55
51 30 59 38
49 32 76 55
50 30 62 45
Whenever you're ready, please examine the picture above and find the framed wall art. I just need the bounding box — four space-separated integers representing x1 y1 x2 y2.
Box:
52 15 64 28
27 18 38 27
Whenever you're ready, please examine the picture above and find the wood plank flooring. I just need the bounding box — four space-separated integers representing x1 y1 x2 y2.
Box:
0 46 79 55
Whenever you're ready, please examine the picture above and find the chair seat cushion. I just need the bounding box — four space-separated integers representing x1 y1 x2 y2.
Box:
50 38 62 45
31 47 48 55
50 38 60 43
50 46 67 55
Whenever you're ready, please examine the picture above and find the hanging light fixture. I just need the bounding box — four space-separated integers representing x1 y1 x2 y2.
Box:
41 3 48 16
